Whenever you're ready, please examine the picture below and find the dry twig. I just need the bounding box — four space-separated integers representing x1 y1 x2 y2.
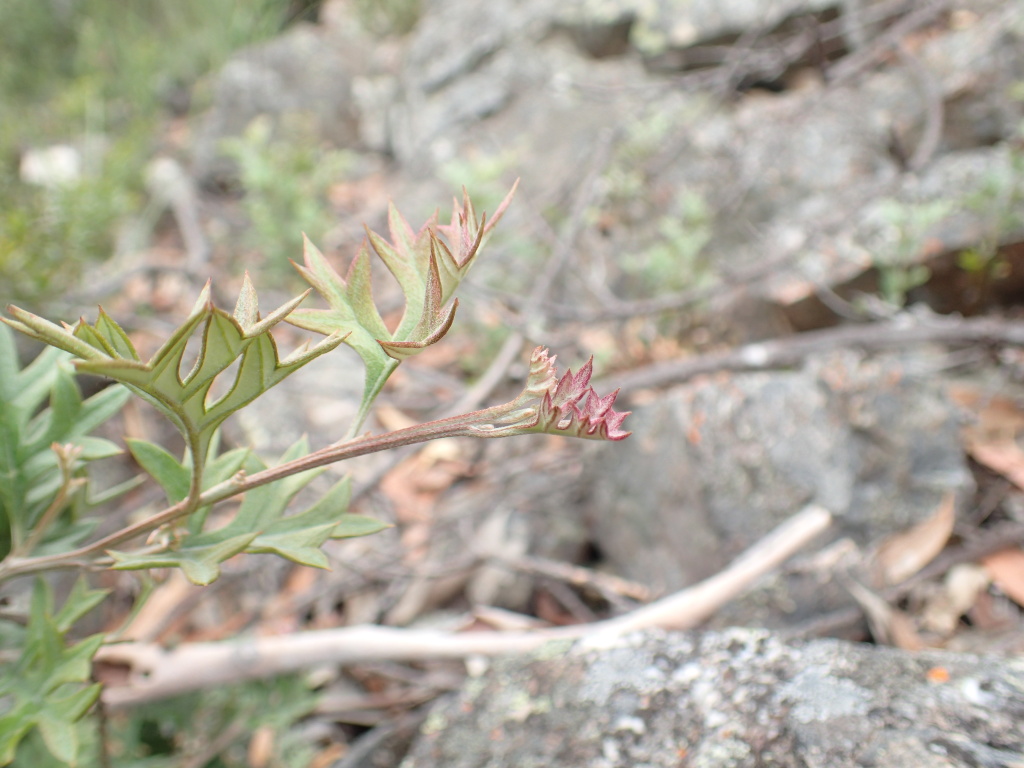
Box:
96 505 832 707
601 314 1024 394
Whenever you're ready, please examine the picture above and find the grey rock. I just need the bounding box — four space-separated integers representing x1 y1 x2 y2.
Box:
401 628 1024 768
192 24 368 182
583 350 973 593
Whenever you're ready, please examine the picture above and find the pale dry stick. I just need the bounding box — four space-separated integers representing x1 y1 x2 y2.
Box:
786 519 1024 640
96 505 832 707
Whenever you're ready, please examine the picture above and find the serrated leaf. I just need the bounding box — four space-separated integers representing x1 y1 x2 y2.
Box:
228 438 323 533
7 282 344 477
0 719 32 766
0 580 105 767
233 271 260 328
126 438 190 505
94 308 139 360
289 188 515 432
37 701 84 765
43 634 104 691
467 347 632 442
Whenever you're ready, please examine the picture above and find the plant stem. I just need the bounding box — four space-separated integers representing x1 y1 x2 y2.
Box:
0 403 518 583
15 478 85 558
345 358 400 441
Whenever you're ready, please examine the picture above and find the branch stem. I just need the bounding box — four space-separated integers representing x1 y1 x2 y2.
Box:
0 404 514 583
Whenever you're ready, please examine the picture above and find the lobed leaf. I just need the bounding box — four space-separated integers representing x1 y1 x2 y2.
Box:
6 279 345 475
0 323 130 560
288 185 517 432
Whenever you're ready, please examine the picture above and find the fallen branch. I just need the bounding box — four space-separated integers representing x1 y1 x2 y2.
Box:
96 505 832 707
602 314 1024 394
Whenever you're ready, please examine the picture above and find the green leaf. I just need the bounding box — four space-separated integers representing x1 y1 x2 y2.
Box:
0 719 32 766
73 383 130 437
245 523 335 568
108 530 258 585
71 436 122 461
332 514 391 539
7 281 345 476
289 187 515 433
205 445 251 485
31 680 101 766
53 578 109 633
41 367 82 446
0 580 105 767
126 438 191 505
12 347 68 417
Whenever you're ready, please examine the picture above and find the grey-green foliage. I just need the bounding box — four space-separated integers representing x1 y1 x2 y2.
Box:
872 198 952 307
222 116 355 277
621 191 714 295
0 579 108 766
0 324 130 561
0 0 288 302
0 184 631 766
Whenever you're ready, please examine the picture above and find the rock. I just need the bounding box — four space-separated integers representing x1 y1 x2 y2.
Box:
192 23 369 183
401 628 1024 768
582 350 974 594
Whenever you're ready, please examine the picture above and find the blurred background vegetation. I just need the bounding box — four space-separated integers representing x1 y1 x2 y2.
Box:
0 0 303 303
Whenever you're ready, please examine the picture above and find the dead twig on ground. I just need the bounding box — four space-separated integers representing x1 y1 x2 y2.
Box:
96 505 832 707
602 314 1024 394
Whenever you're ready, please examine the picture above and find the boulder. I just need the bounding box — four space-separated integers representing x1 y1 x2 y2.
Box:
192 23 369 182
582 350 974 595
402 628 1024 768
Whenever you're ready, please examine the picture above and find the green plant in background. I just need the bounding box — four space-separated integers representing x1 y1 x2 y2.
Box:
872 197 952 308
956 142 1024 296
0 188 631 765
0 0 288 303
621 191 715 295
352 0 422 36
222 116 355 280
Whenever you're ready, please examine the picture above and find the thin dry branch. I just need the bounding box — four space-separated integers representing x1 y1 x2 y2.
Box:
96 505 832 708
601 314 1024 394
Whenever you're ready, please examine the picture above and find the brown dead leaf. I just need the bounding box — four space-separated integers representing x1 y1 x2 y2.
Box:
875 491 956 585
951 386 1024 489
981 547 1024 608
845 578 928 651
964 438 1024 490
